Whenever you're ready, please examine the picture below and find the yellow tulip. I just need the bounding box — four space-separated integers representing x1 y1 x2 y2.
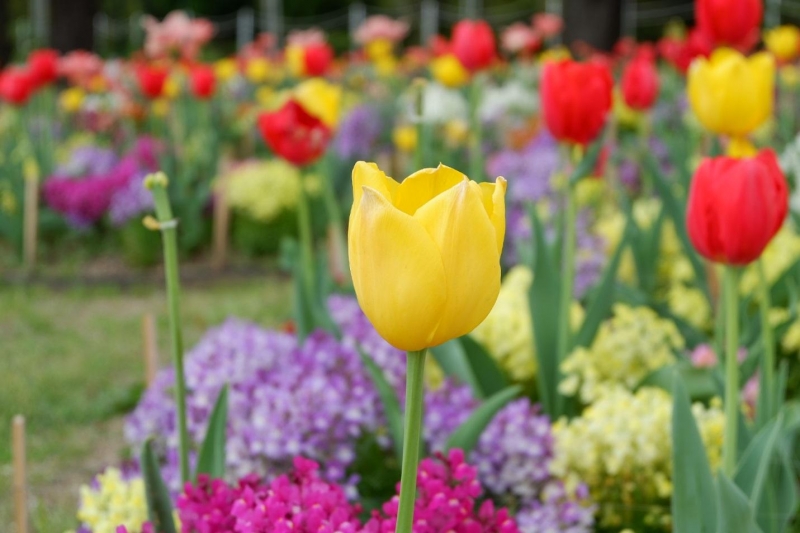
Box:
285 44 306 77
687 48 774 138
366 38 394 61
539 46 571 64
392 125 418 153
214 58 239 82
348 162 506 351
246 58 271 84
59 87 86 113
764 25 800 62
430 54 470 88
780 64 800 87
163 76 181 99
294 77 341 128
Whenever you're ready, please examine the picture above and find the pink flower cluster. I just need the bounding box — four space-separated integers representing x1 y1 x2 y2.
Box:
142 11 214 60
363 449 519 533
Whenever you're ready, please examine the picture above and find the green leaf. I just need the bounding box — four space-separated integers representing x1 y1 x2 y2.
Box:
671 376 717 533
195 384 229 481
444 385 521 453
527 204 561 418
573 220 629 348
716 472 763 533
140 439 178 533
359 349 404 462
568 136 604 186
431 340 482 396
734 415 783 509
459 335 509 397
639 361 718 400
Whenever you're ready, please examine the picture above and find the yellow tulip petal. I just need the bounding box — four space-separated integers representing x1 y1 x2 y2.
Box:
414 180 502 346
349 186 447 351
394 164 467 215
351 162 398 219
479 177 507 254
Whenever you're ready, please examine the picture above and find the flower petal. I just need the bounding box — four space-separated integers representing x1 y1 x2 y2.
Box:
351 161 398 218
394 164 466 215
414 180 502 346
480 177 507 254
349 186 447 351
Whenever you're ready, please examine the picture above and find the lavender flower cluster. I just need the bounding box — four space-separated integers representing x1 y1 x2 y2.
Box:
334 105 384 160
42 137 159 228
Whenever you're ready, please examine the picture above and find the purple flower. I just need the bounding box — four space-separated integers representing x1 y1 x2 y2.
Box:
486 131 562 204
108 172 154 226
334 105 383 160
515 482 596 533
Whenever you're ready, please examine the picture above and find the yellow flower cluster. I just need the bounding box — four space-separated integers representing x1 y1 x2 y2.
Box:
740 225 800 295
76 467 148 533
551 387 724 530
222 159 300 222
471 265 584 383
666 283 711 331
559 304 683 402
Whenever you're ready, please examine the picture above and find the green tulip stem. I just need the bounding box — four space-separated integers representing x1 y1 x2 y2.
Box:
756 258 775 425
296 172 316 298
396 348 427 533
146 173 190 484
722 265 740 477
413 79 426 170
319 154 350 285
556 171 578 416
469 74 484 182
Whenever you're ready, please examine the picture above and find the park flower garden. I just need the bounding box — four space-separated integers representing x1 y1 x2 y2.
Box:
2 0 800 531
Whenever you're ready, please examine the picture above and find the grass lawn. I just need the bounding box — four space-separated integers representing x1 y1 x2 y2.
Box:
0 276 292 532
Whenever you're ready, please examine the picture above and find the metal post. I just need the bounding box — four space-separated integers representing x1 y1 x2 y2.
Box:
622 0 637 37
348 2 367 49
420 0 440 45
766 0 782 27
461 0 481 18
262 0 283 46
30 0 49 46
237 7 256 50
129 12 142 52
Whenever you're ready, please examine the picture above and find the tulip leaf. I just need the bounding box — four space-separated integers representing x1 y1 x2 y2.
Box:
716 472 763 533
444 385 521 454
573 217 630 349
568 136 604 186
283 238 339 341
432 336 508 399
671 376 717 533
141 438 178 533
358 349 404 462
638 361 718 400
641 151 710 303
431 339 483 396
195 384 228 481
527 203 562 418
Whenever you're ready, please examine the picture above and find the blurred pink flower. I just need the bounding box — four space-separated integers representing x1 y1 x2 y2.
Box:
286 28 327 46
58 50 103 85
689 343 747 368
533 13 564 39
142 10 214 60
239 32 276 61
743 373 759 418
501 22 542 54
354 15 409 45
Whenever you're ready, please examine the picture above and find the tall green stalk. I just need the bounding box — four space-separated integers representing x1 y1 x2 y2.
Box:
722 266 740 477
555 174 578 416
296 172 316 298
396 348 427 533
468 75 484 182
756 259 775 427
319 154 349 285
145 172 190 484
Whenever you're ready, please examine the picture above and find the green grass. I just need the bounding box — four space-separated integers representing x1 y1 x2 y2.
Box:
0 277 292 532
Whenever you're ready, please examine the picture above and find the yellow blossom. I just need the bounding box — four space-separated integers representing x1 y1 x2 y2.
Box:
246 57 271 84
59 87 86 113
366 38 394 61
392 125 418 153
430 54 470 88
223 159 300 222
294 77 341 128
764 25 800 62
76 467 148 533
214 58 239 82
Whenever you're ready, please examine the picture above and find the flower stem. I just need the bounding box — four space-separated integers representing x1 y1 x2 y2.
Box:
147 174 190 484
396 348 427 533
556 182 578 416
319 154 349 285
722 265 740 477
756 259 775 427
469 75 484 182
296 172 316 298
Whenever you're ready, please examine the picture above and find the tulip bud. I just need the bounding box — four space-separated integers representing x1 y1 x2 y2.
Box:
621 57 659 111
27 49 59 89
451 20 496 72
189 65 216 99
696 0 762 52
348 162 506 351
257 99 331 167
540 59 613 145
303 42 334 77
135 64 169 99
0 68 34 106
687 150 788 266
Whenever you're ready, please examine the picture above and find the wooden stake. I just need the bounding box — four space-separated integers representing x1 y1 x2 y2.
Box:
211 180 230 272
13 415 28 533
142 313 158 387
22 161 39 272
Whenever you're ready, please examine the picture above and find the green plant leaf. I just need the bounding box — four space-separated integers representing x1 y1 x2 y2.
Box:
568 136 604 186
141 439 178 533
359 349 404 462
573 219 629 348
671 376 717 533
195 384 229 481
639 361 718 400
445 385 521 453
527 204 561 418
716 472 763 533
459 335 509 397
431 339 482 396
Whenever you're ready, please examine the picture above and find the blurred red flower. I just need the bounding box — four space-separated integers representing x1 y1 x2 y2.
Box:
257 99 331 166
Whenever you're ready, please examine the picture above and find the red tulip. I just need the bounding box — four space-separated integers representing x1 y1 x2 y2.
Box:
189 65 215 99
257 99 331 166
429 35 452 57
621 57 659 111
0 68 34 105
451 20 496 71
303 42 334 76
687 150 788 266
540 59 613 146
657 28 712 74
135 64 169 99
28 49 59 88
696 0 762 52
